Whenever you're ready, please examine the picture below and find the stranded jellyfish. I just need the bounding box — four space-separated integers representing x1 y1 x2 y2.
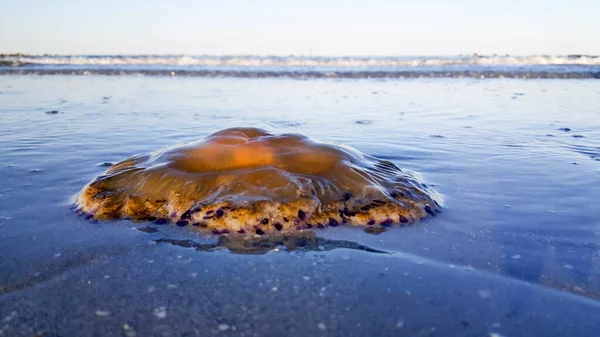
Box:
75 127 441 234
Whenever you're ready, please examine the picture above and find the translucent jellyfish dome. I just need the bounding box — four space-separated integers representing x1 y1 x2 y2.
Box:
76 127 441 234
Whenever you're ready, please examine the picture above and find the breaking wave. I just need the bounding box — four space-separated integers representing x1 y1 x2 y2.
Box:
1 54 599 79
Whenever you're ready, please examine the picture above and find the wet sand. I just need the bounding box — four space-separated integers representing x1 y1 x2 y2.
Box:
1 76 599 336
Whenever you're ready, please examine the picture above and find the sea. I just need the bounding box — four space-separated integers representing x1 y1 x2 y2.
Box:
1 54 599 337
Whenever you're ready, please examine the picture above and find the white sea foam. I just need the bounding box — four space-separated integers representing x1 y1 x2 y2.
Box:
2 54 600 67
2 54 599 79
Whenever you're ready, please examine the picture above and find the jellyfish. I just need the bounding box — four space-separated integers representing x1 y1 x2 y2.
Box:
75 127 442 234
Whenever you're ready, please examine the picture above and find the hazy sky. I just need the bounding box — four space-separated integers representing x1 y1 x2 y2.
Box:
1 0 599 56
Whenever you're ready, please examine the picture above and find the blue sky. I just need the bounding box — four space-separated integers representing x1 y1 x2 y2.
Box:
1 0 599 55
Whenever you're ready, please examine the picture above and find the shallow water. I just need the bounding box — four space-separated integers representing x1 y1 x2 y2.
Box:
1 75 599 337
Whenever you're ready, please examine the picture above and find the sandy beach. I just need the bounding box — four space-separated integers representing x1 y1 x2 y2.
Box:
1 74 599 336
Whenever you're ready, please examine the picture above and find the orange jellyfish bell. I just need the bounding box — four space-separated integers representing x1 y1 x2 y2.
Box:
75 127 442 234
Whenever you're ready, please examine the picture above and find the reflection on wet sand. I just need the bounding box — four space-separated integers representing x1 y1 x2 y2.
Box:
154 231 389 255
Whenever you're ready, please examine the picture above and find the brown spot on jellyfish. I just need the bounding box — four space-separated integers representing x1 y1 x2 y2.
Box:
75 127 442 234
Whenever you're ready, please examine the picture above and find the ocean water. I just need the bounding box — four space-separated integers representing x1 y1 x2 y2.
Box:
1 59 599 336
2 54 600 78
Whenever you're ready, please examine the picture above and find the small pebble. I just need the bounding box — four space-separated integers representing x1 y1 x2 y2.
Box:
123 323 137 337
218 324 230 332
153 306 167 319
317 323 327 330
